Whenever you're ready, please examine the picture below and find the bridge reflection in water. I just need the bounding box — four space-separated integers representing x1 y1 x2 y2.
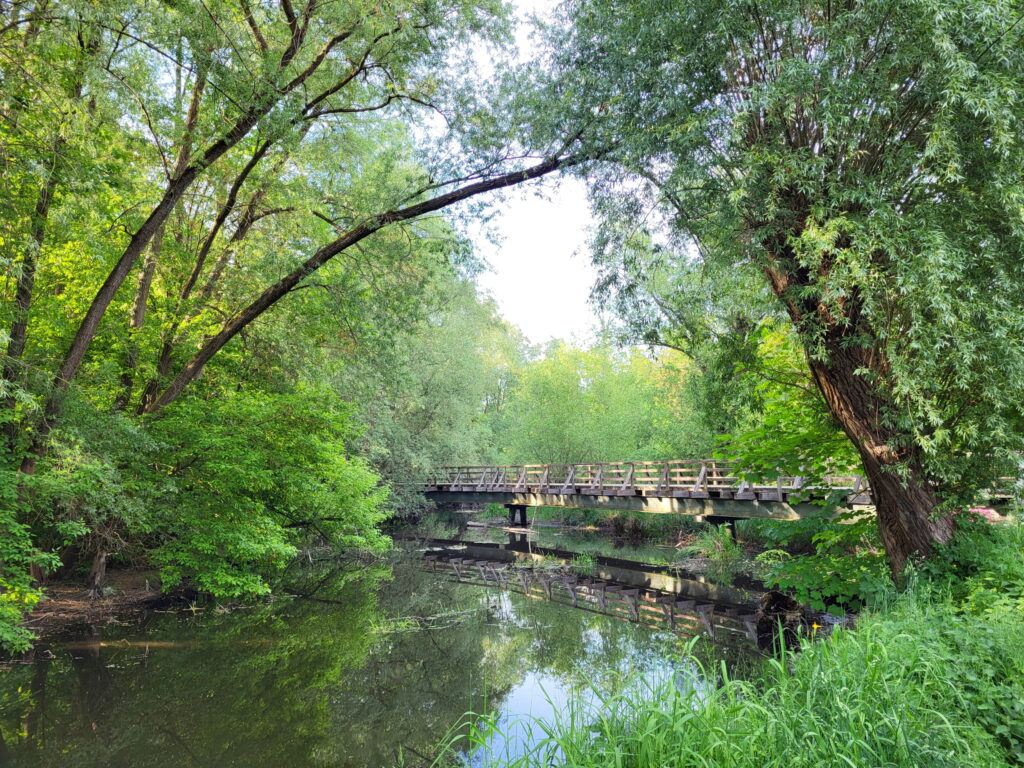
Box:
417 537 765 650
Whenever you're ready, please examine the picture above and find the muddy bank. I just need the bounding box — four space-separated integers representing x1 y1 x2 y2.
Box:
19 569 197 642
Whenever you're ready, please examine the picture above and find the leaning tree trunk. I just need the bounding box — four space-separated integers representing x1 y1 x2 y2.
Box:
807 343 954 578
1 171 56 448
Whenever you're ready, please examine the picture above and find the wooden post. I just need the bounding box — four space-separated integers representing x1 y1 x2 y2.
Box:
506 504 528 527
561 464 576 493
620 463 634 495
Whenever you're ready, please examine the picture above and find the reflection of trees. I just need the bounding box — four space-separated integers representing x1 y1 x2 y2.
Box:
0 564 389 767
0 559 742 768
319 566 523 766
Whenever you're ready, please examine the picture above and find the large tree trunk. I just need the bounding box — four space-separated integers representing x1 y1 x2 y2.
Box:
762 234 954 578
807 343 954 577
87 548 107 596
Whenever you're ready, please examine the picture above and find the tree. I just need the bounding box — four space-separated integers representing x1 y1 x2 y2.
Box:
556 0 1024 575
0 0 600 638
495 343 663 464
3 0 596 476
335 278 529 516
593 236 782 448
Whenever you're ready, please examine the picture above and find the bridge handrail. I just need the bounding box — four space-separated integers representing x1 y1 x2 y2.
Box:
422 460 866 500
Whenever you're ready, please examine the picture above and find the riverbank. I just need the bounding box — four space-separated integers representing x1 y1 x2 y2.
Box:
16 570 193 643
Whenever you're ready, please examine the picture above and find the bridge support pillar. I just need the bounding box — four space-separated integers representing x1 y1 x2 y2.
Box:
506 504 529 528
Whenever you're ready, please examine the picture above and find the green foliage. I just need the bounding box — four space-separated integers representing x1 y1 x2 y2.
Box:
146 390 389 598
592 239 779 454
1 384 391 636
495 343 662 464
23 396 156 557
753 548 792 566
920 517 1024 618
737 512 833 553
716 325 859 491
930 597 1024 762
338 281 525 517
762 511 889 614
556 0 1024 577
766 552 889 616
0 484 55 652
0 0 545 643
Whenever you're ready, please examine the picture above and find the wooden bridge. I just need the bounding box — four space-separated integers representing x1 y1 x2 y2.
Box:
422 460 870 523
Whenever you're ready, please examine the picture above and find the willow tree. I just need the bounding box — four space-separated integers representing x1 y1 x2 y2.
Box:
557 0 1024 574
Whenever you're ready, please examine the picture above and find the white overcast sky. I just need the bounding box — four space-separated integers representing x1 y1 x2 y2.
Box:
474 178 601 347
470 0 602 348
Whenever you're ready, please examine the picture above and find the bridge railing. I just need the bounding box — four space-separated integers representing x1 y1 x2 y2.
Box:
423 460 860 501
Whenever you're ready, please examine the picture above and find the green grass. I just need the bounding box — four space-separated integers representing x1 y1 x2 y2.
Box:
676 524 743 562
569 553 597 572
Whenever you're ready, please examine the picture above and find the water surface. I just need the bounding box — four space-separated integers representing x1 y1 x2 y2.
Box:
0 551 743 767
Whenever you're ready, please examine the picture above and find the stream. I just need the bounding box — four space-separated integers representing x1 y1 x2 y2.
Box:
0 515 764 767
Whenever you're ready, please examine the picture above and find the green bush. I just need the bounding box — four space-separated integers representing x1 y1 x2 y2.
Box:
762 510 888 614
736 509 834 553
753 548 792 565
0 487 56 652
146 389 390 598
765 550 890 614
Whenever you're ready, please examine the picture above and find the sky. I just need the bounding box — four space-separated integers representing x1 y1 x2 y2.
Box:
473 178 601 348
468 0 603 349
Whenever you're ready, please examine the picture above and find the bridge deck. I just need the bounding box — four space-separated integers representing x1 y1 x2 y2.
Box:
422 460 869 520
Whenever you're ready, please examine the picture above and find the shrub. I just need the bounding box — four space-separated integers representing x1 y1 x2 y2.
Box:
761 509 888 614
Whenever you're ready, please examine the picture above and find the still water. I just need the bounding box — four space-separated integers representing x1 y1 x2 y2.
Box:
0 539 747 767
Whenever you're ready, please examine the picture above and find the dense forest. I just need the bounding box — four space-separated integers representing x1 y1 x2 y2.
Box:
1 3 1023 761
